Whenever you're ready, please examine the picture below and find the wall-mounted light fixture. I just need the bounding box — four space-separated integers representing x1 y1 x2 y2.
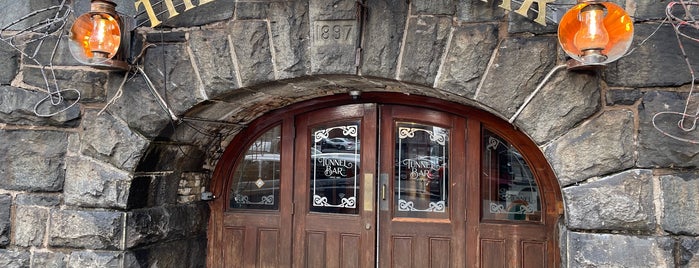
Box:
558 0 634 68
68 0 133 70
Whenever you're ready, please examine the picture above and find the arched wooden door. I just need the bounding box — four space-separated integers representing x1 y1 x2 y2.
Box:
207 97 562 268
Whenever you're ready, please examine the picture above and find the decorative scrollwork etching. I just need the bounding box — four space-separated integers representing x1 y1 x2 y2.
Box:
234 194 275 205
487 136 501 150
314 125 358 142
398 199 446 212
397 127 447 145
313 195 356 208
489 202 536 214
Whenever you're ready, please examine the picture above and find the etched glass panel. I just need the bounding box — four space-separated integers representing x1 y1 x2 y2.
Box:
394 122 449 218
481 129 542 221
310 122 361 214
230 125 281 210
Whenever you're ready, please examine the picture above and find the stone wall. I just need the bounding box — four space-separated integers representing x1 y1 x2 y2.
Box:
0 0 697 267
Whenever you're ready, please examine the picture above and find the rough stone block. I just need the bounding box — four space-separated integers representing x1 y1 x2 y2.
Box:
360 0 408 78
141 44 201 113
14 206 48 247
165 203 209 239
144 31 187 43
412 0 456 15
0 42 18 85
80 110 148 171
661 172 699 235
66 251 122 268
189 29 239 98
309 0 356 20
680 237 699 267
545 109 635 186
227 21 275 86
126 207 168 248
476 36 558 117
308 19 357 75
638 91 699 168
22 67 108 102
236 2 270 19
105 72 171 138
31 251 67 268
0 0 66 31
398 16 451 86
605 24 699 87
0 86 80 127
565 232 674 267
0 249 30 268
606 88 642 106
456 0 506 22
49 210 124 250
129 237 207 268
126 203 208 248
16 193 62 207
269 1 311 79
64 156 131 209
564 169 655 231
0 195 11 247
516 70 600 144
633 0 671 20
0 130 67 191
436 24 498 97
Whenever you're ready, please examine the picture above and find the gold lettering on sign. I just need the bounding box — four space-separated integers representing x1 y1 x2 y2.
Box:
134 0 161 27
135 0 217 28
485 0 554 26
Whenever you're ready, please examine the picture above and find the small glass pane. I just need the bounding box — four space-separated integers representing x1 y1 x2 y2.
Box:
481 129 542 221
395 122 449 218
310 122 361 214
229 125 281 210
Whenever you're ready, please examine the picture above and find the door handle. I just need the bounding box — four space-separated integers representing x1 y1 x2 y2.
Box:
381 184 386 200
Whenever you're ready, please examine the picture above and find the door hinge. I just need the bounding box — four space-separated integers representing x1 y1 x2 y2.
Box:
291 202 295 215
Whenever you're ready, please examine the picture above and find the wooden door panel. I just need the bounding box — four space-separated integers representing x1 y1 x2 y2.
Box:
480 239 506 268
429 238 451 268
222 227 245 268
522 241 546 268
391 237 413 267
480 223 550 268
306 231 327 266
340 234 361 268
258 229 280 267
303 230 363 268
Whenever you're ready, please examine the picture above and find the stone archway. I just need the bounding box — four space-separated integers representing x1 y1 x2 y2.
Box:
126 74 571 266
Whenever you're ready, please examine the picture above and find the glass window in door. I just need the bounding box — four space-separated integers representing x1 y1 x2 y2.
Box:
394 122 449 218
229 125 281 210
309 122 361 214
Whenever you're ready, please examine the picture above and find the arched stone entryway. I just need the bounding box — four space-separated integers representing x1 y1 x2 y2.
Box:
128 75 566 266
202 87 564 267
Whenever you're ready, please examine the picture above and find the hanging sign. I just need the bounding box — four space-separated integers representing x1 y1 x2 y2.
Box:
134 0 554 28
490 0 555 25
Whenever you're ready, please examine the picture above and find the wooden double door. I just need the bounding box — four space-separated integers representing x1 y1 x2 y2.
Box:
210 102 560 267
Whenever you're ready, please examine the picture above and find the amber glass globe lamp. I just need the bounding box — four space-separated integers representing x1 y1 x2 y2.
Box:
69 0 128 70
558 1 634 66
